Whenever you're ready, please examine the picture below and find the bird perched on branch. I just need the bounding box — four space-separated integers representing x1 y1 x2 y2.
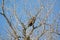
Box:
28 16 36 27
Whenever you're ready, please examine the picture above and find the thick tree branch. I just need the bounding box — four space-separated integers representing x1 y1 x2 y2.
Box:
1 0 19 39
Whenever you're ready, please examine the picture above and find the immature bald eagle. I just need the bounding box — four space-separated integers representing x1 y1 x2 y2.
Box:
28 16 36 27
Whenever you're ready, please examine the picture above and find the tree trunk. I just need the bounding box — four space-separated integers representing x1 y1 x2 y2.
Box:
24 36 30 40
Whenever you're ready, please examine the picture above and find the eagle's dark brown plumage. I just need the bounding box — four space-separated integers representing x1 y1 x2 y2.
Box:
28 16 36 27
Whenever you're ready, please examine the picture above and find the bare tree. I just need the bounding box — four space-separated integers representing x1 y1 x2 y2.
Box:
0 0 60 40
